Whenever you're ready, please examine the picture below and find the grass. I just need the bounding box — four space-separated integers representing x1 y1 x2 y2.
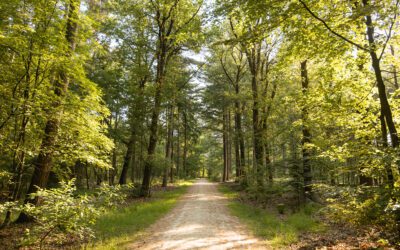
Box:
87 180 193 250
219 184 324 248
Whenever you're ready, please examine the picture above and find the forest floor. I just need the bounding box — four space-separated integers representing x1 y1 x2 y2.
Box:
128 178 267 250
219 182 396 250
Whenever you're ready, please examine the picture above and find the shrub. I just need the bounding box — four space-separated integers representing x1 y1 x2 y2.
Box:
94 183 133 211
20 179 133 248
21 180 99 247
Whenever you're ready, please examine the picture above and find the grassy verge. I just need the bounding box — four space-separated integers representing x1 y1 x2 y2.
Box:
219 184 324 248
88 180 193 250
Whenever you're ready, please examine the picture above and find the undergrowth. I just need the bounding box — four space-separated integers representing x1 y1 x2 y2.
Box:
219 184 324 247
88 180 192 249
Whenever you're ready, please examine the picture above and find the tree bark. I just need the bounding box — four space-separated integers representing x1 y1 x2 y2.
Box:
176 111 181 178
183 110 188 177
162 105 173 187
222 107 228 182
248 46 264 188
363 0 399 150
170 106 175 183
119 134 135 185
301 60 312 202
390 45 399 90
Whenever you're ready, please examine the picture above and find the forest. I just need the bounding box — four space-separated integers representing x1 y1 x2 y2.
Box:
0 0 400 249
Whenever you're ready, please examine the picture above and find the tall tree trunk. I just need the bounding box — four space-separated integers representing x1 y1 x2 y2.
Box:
252 80 264 187
119 133 135 185
234 125 240 178
183 110 188 177
233 86 242 178
17 0 80 223
363 0 399 151
130 141 136 183
176 112 181 178
140 17 170 196
390 45 399 90
301 60 312 202
162 105 173 187
141 80 163 196
170 106 175 183
222 107 228 182
85 162 90 189
379 110 394 188
227 108 232 180
239 105 246 177
110 144 117 185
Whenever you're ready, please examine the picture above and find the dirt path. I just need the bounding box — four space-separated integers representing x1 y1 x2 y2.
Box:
128 179 266 250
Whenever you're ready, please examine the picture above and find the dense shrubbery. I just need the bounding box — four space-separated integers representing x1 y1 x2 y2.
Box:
2 179 133 248
320 185 400 245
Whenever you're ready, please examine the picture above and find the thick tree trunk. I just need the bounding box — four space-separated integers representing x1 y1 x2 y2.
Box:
16 0 80 223
140 15 170 195
301 61 312 201
379 110 394 187
119 134 135 185
130 141 136 183
246 46 264 188
141 80 163 196
264 138 273 183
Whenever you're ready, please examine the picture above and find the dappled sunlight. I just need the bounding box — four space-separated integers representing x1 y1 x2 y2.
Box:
128 179 266 250
164 223 204 235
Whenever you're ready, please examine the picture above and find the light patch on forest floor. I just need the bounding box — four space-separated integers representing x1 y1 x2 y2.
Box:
128 179 266 250
88 180 193 250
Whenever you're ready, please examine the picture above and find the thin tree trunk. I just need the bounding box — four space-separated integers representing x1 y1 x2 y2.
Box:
183 110 188 177
363 0 399 151
250 64 264 187
240 105 246 177
222 107 228 182
170 106 175 183
390 45 399 90
234 88 242 178
176 113 181 178
227 108 232 180
85 162 90 189
301 60 312 202
162 106 173 187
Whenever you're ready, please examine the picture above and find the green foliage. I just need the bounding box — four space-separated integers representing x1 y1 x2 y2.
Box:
95 183 134 210
19 179 132 248
22 180 99 247
324 186 400 236
219 184 324 247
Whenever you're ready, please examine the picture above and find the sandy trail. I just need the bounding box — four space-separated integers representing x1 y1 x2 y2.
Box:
128 179 266 250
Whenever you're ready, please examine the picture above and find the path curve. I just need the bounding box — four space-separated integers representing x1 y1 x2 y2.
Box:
128 179 266 250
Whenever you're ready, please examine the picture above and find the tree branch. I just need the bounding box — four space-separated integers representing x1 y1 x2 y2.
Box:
298 0 368 52
378 0 399 60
